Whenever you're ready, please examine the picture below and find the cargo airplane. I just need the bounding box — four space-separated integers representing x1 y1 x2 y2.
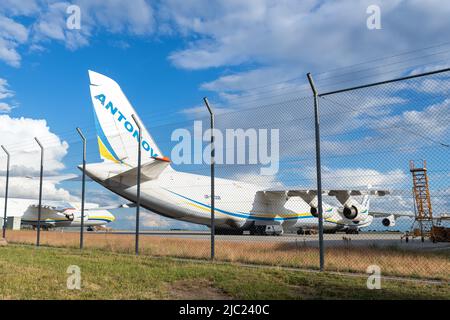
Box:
0 197 115 231
84 70 412 235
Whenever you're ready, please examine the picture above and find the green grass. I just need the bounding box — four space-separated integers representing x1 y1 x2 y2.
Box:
0 244 448 300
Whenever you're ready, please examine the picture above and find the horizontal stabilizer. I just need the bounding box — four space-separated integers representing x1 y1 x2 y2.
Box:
105 157 170 187
58 175 94 182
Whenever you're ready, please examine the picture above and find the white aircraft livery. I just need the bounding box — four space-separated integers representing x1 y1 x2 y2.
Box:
0 198 115 230
85 70 412 235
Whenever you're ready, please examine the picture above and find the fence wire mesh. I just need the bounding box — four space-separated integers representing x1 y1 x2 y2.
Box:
313 70 450 279
1 69 449 281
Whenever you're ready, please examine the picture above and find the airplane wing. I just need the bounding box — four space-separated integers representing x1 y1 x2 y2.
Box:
29 202 131 212
369 211 415 218
105 157 170 186
258 189 318 205
28 204 68 214
85 203 133 210
260 188 389 205
24 204 73 223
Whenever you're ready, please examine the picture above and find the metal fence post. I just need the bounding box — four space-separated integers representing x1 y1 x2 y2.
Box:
131 114 142 256
203 97 215 260
307 73 325 272
1 145 9 239
34 138 44 247
76 128 86 250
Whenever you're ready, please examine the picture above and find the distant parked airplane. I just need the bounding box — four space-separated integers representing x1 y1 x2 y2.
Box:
84 70 412 235
0 197 115 231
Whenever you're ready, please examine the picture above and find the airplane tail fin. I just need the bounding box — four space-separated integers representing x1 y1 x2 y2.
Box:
88 70 162 167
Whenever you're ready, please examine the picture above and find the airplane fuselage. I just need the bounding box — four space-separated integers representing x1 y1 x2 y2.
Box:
21 209 115 228
0 198 114 229
84 162 373 233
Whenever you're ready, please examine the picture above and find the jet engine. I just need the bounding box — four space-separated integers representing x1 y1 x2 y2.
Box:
310 206 318 217
304 196 335 219
64 210 76 221
342 205 359 220
65 210 88 223
310 206 334 219
382 215 395 227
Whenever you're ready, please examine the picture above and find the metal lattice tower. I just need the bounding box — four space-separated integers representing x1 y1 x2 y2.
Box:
410 160 434 238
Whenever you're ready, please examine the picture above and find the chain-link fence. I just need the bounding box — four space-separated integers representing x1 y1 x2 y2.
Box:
1 68 449 281
311 68 450 279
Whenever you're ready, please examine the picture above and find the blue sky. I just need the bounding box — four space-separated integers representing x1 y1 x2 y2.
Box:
0 37 215 146
0 1 449 230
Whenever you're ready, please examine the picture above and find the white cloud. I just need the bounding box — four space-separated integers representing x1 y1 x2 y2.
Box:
77 0 154 35
0 78 14 99
31 2 89 50
0 16 28 66
0 113 77 205
0 114 77 204
318 167 408 189
203 73 449 173
0 0 40 16
370 98 450 142
1 0 449 77
164 0 450 193
163 1 383 69
0 176 76 202
0 115 69 175
0 0 155 65
163 0 450 103
285 165 409 190
0 78 14 113
409 64 450 76
141 211 172 228
0 16 28 42
0 75 76 203
30 0 154 50
179 103 229 119
0 0 447 214
0 102 12 113
232 171 283 188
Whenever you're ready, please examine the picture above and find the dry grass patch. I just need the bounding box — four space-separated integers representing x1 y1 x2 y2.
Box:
6 230 449 281
0 244 449 300
167 279 232 300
